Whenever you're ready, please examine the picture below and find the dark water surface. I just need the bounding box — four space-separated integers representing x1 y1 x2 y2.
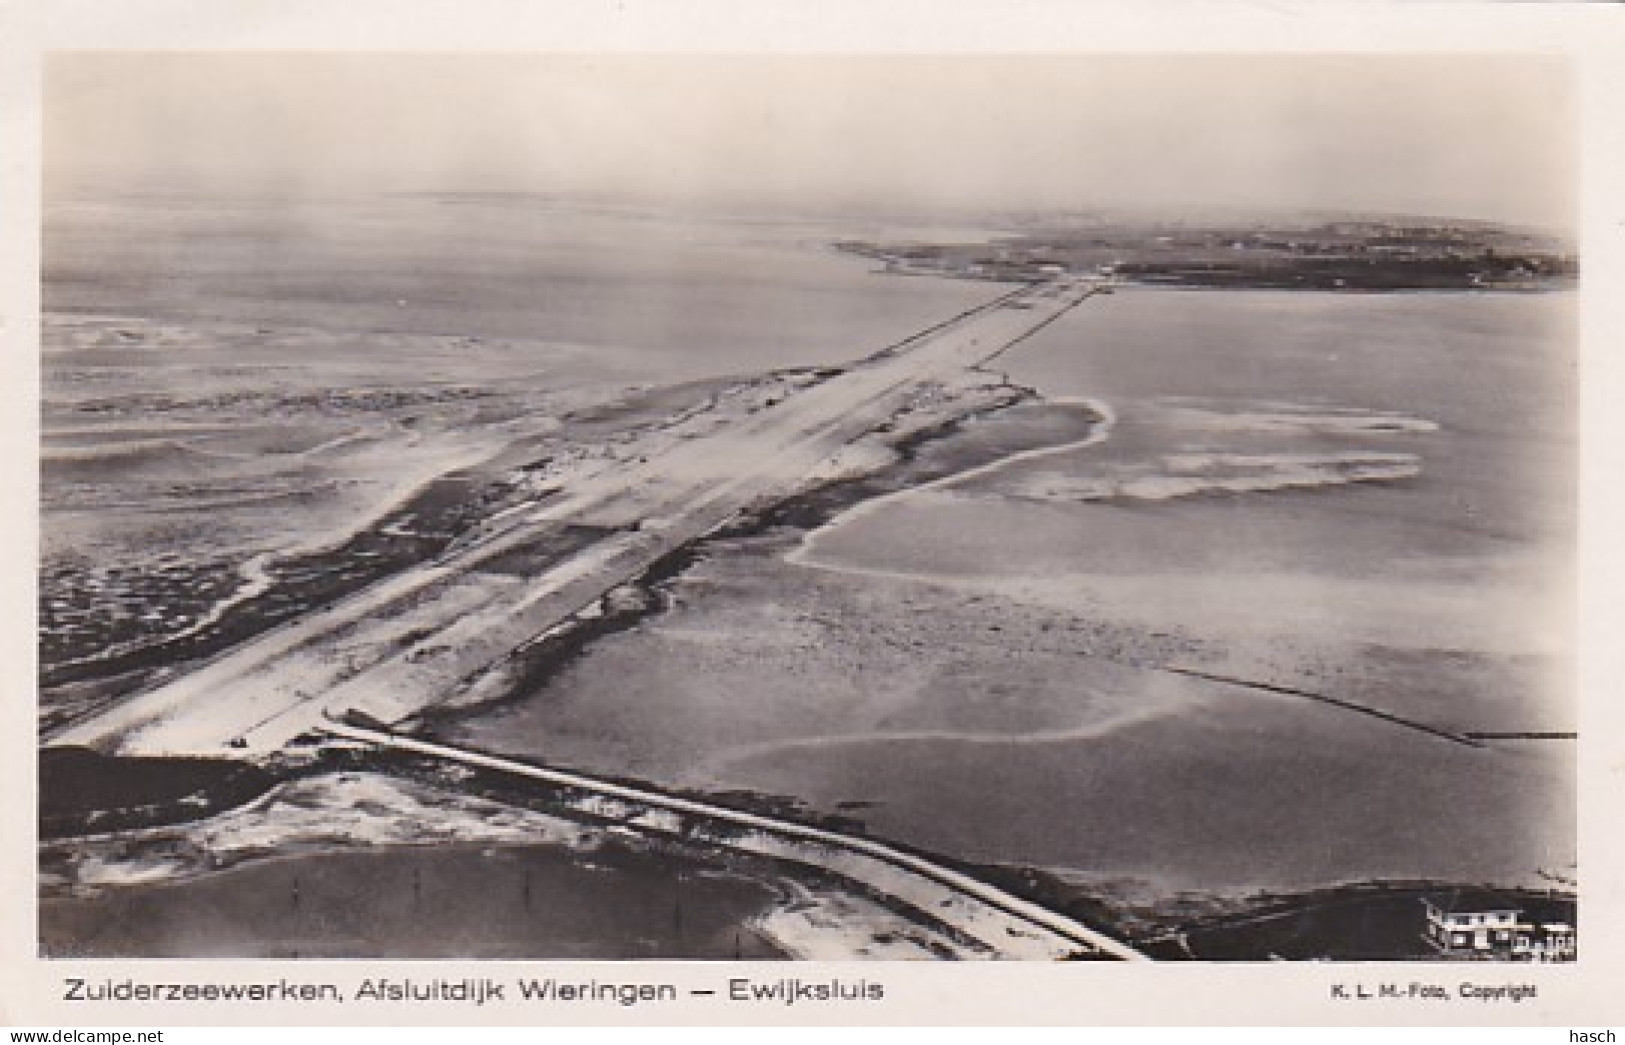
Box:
42 843 787 959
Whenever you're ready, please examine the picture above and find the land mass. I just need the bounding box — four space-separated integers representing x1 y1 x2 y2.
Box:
837 215 1575 290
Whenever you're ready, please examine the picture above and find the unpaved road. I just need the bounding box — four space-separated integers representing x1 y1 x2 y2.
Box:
52 277 1101 755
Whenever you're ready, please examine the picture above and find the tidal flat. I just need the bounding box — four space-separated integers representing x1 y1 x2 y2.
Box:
440 286 1577 907
40 195 994 725
40 193 1577 954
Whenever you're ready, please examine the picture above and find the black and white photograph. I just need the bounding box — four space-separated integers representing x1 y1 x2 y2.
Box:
8 8 1619 1018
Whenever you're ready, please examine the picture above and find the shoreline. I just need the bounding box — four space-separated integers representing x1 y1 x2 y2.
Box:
37 759 1035 961
37 376 1143 959
36 368 817 733
415 381 1100 725
37 264 1574 961
39 750 1574 962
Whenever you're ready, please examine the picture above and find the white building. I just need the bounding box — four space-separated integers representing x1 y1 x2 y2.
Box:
1423 896 1576 962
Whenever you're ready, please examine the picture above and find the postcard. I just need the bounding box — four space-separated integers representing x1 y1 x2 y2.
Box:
3 0 1622 1027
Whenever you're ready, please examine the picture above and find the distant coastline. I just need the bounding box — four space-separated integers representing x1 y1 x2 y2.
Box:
837 214 1576 292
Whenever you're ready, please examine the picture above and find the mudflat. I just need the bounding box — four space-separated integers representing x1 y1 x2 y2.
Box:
441 286 1576 910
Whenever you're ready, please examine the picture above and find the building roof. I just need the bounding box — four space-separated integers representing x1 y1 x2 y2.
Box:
1421 888 1524 916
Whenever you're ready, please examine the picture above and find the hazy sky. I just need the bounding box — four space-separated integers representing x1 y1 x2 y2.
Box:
46 54 1574 227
